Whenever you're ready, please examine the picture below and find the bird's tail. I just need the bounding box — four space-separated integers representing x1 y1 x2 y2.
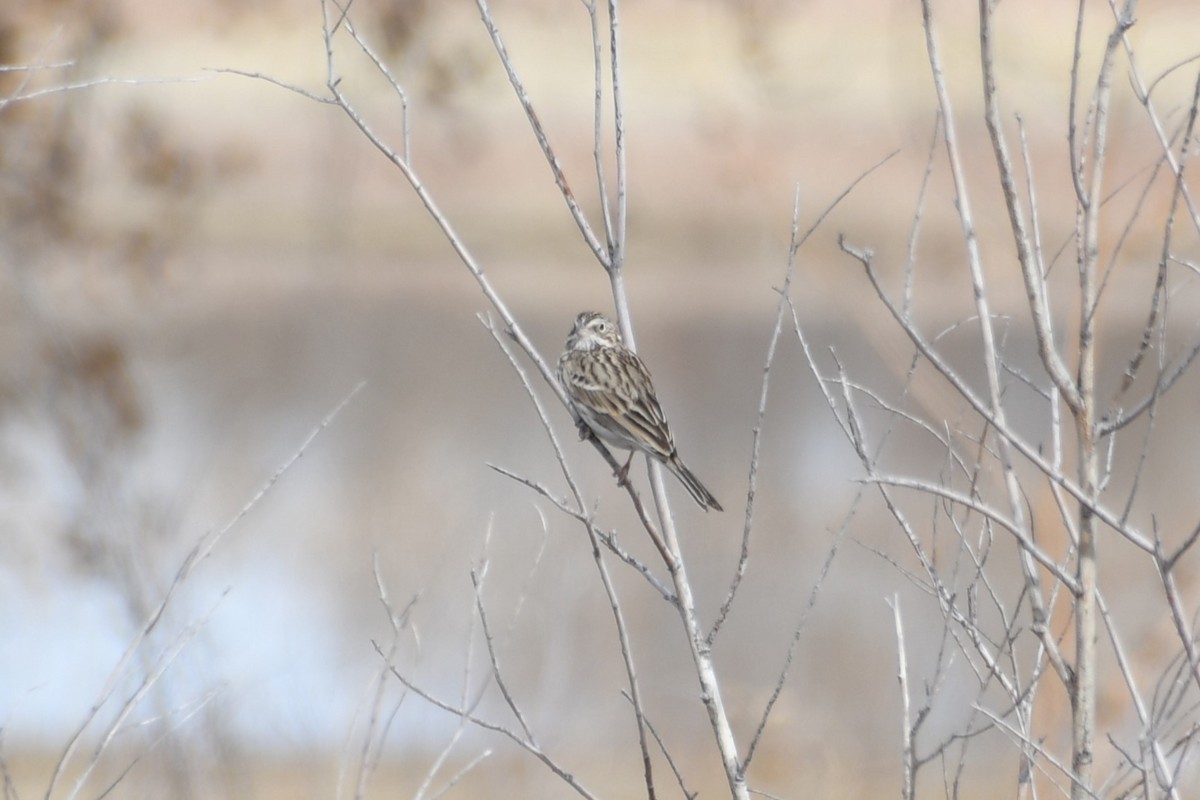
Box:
667 455 723 512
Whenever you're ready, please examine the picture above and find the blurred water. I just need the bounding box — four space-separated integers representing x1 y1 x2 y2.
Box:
1 270 868 756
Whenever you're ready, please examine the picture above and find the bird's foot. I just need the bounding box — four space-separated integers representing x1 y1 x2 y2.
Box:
613 453 635 488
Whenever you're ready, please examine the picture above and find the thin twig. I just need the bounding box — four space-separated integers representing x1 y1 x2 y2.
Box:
475 0 608 264
45 382 364 800
373 642 600 800
708 150 899 647
481 316 659 797
838 236 1154 556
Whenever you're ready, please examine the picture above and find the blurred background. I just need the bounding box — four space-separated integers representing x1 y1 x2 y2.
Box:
3 0 1200 796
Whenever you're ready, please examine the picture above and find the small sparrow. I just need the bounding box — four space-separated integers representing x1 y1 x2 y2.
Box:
557 311 723 512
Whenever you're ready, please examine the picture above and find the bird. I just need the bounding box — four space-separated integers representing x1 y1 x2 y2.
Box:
556 311 723 512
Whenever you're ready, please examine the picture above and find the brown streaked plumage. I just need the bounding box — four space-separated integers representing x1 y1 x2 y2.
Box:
557 311 723 512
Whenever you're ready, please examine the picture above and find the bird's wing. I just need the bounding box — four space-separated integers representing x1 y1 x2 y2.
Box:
567 348 675 458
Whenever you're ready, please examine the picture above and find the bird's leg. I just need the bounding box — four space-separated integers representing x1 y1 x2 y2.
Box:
575 418 594 441
614 451 636 488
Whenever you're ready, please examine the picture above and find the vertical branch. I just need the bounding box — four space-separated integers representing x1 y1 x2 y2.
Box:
890 596 916 800
640 460 746 798
583 0 629 284
580 5 746 794
979 15 1085 790
604 0 635 348
1067 0 1090 204
923 0 1031 544
607 0 628 272
979 2 1081 411
927 0 1070 695
1068 5 1136 796
1098 592 1182 799
585 0 615 248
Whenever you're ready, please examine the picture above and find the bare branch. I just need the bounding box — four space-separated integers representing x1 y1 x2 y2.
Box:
709 151 898 646
840 236 1156 555
46 382 364 800
475 0 609 264
1097 591 1183 799
481 315 660 797
1 74 212 110
863 475 1077 592
373 641 600 800
978 3 1081 412
890 597 916 800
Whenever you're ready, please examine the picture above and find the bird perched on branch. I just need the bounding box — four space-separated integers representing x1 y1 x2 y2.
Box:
557 311 723 512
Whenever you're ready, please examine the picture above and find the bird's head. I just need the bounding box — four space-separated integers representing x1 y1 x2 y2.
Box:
565 311 621 352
